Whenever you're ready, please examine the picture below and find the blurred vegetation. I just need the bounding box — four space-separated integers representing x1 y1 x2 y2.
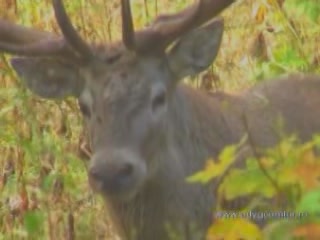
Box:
0 0 319 239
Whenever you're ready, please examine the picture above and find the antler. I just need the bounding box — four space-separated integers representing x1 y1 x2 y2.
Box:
121 0 135 50
52 0 93 58
121 0 236 54
0 19 54 44
0 0 235 58
0 0 92 60
0 19 69 57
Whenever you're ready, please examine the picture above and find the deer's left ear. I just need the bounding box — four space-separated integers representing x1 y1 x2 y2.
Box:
11 57 85 99
167 17 224 81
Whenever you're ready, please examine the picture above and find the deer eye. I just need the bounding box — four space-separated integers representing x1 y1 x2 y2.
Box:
152 92 166 111
78 101 91 117
104 53 121 64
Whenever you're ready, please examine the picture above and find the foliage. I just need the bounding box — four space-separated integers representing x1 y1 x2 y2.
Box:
207 218 263 240
190 136 320 239
0 0 319 239
187 144 237 184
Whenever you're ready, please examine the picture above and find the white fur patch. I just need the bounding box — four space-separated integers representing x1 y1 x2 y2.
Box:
79 87 93 107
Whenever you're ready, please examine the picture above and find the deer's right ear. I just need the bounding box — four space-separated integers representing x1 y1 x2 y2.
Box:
11 57 85 99
167 18 224 81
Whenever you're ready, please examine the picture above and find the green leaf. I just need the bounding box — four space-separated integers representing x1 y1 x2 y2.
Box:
23 210 44 236
286 0 320 22
296 189 320 217
221 168 276 200
41 173 57 192
273 46 307 70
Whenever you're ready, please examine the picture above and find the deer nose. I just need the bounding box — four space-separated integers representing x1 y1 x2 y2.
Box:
88 149 140 195
89 161 134 184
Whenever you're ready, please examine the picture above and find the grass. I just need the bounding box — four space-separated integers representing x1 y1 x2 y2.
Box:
0 0 319 239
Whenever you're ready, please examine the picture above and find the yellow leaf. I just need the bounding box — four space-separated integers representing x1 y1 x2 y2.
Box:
252 3 267 24
186 159 225 183
207 219 263 240
187 145 236 184
259 156 276 168
278 167 298 185
278 145 320 190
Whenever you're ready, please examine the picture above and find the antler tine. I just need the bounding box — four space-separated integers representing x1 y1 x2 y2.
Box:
0 39 66 57
0 0 93 60
0 19 77 58
134 0 236 53
52 0 93 58
0 19 53 44
121 0 135 50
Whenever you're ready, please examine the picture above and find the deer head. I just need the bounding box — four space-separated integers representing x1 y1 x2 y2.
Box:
0 0 235 201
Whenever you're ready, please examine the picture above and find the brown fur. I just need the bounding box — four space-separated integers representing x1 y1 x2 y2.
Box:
101 74 320 239
3 6 320 240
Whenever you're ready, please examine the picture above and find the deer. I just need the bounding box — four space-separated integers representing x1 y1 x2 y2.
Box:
1 0 320 239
